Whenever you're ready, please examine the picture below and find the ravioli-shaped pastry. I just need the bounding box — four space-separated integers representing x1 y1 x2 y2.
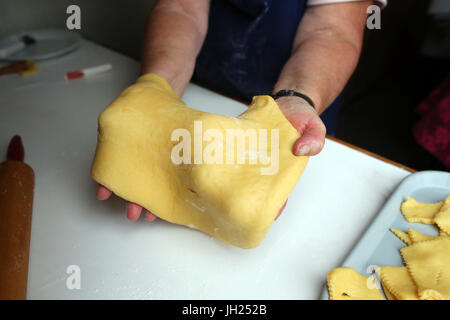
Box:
91 73 308 249
381 283 397 300
408 228 446 243
434 196 450 236
380 266 418 300
327 267 385 300
390 227 446 245
401 238 450 300
400 197 444 224
390 228 411 245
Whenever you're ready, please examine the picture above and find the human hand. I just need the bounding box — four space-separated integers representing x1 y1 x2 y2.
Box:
276 96 326 156
95 96 316 222
273 96 326 219
97 184 286 222
96 185 158 221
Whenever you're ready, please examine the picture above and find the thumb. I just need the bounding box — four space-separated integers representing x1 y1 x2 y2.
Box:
293 121 326 156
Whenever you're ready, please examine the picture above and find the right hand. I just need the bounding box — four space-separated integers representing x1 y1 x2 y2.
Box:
96 184 158 221
96 184 287 222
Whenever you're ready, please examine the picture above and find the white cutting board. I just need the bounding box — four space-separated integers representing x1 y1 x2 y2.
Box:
0 40 410 299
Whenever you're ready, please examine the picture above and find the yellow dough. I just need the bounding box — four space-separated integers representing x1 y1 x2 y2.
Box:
390 228 411 245
401 238 450 300
407 228 446 243
379 266 418 300
91 73 308 249
400 197 443 224
382 283 397 300
327 267 385 300
328 195 450 300
434 196 450 236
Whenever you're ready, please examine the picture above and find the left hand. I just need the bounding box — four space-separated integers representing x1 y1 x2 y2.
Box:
276 96 326 156
274 96 326 219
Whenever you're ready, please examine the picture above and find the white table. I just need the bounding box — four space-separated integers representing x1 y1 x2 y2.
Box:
0 40 411 299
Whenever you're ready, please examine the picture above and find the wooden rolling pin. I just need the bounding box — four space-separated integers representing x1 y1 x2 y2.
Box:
0 135 35 299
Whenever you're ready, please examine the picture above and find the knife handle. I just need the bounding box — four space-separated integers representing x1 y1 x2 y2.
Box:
0 61 29 76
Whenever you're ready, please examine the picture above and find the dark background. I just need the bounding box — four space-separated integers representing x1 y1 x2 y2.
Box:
337 0 449 171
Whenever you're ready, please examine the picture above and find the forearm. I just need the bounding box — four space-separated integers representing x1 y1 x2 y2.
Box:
274 2 371 114
274 31 361 115
141 0 209 96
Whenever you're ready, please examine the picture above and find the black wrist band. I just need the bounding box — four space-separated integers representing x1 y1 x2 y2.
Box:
272 90 315 109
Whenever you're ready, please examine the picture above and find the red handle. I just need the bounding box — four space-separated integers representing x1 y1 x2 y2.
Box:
7 135 25 162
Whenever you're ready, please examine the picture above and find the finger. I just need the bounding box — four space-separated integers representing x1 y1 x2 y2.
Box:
144 209 158 222
275 200 287 220
293 123 326 156
126 202 143 221
97 185 112 200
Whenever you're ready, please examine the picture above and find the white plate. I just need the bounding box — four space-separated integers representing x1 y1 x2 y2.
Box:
0 29 81 61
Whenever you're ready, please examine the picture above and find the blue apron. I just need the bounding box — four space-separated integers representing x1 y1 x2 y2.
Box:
193 0 339 135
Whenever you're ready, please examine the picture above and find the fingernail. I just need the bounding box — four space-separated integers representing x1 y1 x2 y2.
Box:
144 210 157 221
296 145 310 156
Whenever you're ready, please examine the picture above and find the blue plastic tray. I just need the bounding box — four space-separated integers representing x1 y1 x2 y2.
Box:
320 170 450 300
